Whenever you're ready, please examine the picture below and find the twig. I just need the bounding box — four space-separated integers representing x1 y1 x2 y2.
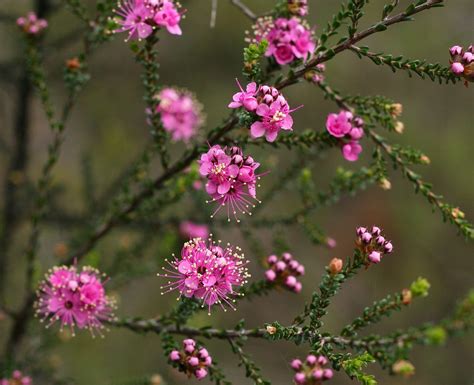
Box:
229 0 257 21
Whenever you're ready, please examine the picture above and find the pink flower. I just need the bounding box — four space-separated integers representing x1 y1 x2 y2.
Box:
264 252 304 293
158 238 250 314
356 225 393 265
152 87 203 142
16 12 47 35
114 0 183 41
326 110 352 138
228 79 259 111
451 62 464 74
251 97 297 142
288 0 309 16
291 354 333 384
199 145 265 221
168 339 212 380
250 17 315 66
180 221 209 239
342 142 362 162
35 265 115 336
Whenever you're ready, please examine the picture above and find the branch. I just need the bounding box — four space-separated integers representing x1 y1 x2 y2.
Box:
229 0 257 21
276 0 444 89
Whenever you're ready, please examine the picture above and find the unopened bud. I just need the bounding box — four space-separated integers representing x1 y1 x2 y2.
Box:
394 121 405 134
66 57 81 70
401 289 412 305
328 258 343 275
451 207 465 219
389 103 403 117
420 155 430 165
392 360 415 377
378 178 391 190
266 325 277 335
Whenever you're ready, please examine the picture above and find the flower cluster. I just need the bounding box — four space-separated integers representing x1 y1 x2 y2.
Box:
265 252 304 293
16 12 47 35
291 355 333 384
305 63 326 84
34 265 115 336
356 226 393 264
151 87 203 142
158 238 250 314
114 0 183 41
288 0 309 16
248 16 315 65
326 110 365 162
229 80 301 142
449 44 474 82
180 221 209 240
0 371 32 385
169 339 212 380
199 145 264 221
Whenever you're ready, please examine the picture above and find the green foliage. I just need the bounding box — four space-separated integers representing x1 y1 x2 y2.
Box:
410 277 431 298
342 353 377 385
243 40 269 82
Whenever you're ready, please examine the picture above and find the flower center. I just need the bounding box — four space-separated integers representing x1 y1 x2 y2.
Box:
212 163 226 175
271 111 286 122
65 300 74 310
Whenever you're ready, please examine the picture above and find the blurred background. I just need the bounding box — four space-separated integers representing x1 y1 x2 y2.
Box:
0 0 473 384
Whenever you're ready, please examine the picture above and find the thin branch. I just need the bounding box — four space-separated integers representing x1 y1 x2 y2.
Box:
229 0 257 21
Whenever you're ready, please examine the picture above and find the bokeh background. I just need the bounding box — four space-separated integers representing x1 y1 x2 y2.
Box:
0 0 473 384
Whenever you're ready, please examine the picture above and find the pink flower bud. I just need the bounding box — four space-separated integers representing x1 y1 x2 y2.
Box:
169 350 181 361
451 62 465 74
183 338 196 347
199 348 209 359
195 368 208 380
312 369 324 379
449 45 463 56
188 356 199 366
356 227 367 236
289 260 300 270
323 369 334 379
267 255 278 265
317 355 328 365
296 265 305 276
185 344 195 354
368 251 381 264
291 359 303 370
294 282 302 293
306 354 317 366
361 232 372 243
294 372 306 384
204 356 212 366
282 252 293 262
375 236 385 245
285 275 297 288
275 261 286 271
384 242 393 253
371 226 381 236
265 269 276 281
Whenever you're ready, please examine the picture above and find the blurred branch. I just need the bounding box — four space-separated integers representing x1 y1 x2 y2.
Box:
229 0 257 21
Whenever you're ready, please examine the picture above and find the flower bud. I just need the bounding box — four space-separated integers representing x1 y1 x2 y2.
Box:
368 251 381 264
293 281 302 293
195 368 208 380
361 232 372 243
378 177 392 190
389 103 403 117
266 325 277 335
267 255 278 265
328 258 343 275
312 369 324 379
169 350 181 361
291 359 303 370
394 121 405 134
451 62 465 74
306 354 317 366
392 360 415 377
402 289 412 305
188 356 199 366
384 242 393 254
294 372 306 384
323 369 334 379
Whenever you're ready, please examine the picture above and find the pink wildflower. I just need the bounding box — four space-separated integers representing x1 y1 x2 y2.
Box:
168 339 212 380
264 252 304 293
291 354 333 384
355 225 393 265
448 44 474 82
180 221 209 239
158 238 250 314
199 145 265 221
249 17 316 65
152 87 203 142
114 0 183 41
34 265 116 336
229 80 302 142
342 142 362 162
16 12 47 35
326 110 365 162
